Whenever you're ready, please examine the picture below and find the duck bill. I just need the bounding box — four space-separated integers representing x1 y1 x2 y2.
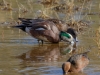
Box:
75 37 78 42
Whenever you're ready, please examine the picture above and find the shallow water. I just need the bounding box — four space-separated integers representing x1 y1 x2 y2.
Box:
0 0 100 75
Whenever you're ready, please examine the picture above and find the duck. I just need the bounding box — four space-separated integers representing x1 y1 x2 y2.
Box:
62 51 90 74
17 18 68 31
12 18 77 44
60 28 78 44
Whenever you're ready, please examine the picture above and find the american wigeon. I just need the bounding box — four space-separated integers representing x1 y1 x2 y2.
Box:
62 51 90 74
12 18 77 44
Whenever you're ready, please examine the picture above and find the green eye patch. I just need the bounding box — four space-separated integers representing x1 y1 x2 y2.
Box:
60 31 71 38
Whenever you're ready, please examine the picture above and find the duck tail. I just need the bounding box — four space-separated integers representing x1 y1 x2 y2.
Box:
18 18 32 24
11 25 24 28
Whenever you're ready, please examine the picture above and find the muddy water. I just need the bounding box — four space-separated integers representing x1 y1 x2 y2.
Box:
0 0 100 75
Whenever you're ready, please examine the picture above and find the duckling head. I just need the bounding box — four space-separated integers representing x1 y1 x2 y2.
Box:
62 62 71 74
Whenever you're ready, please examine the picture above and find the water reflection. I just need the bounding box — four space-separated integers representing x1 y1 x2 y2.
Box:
17 43 77 62
17 43 80 75
64 72 87 75
60 43 77 55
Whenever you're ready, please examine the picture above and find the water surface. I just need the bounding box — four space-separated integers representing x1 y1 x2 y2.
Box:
0 0 100 75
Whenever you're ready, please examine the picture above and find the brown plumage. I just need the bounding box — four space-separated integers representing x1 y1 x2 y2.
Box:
12 18 77 44
62 51 90 74
18 18 68 31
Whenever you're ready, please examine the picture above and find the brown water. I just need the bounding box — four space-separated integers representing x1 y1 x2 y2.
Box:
0 0 100 75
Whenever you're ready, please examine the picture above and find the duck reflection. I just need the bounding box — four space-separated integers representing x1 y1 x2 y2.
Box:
17 43 77 62
60 43 77 55
63 72 87 75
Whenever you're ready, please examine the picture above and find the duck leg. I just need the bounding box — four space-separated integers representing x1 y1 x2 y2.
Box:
41 40 43 44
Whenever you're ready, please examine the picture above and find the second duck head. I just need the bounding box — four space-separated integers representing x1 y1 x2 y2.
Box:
66 28 78 42
60 28 78 44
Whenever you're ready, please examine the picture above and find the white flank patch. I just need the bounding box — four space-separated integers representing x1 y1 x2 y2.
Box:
25 27 31 35
35 28 45 30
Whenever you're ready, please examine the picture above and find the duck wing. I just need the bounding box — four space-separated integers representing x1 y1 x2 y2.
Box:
18 18 44 26
47 19 68 31
18 18 68 31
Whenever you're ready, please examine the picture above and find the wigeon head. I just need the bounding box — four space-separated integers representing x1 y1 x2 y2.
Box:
60 28 78 45
66 28 78 42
